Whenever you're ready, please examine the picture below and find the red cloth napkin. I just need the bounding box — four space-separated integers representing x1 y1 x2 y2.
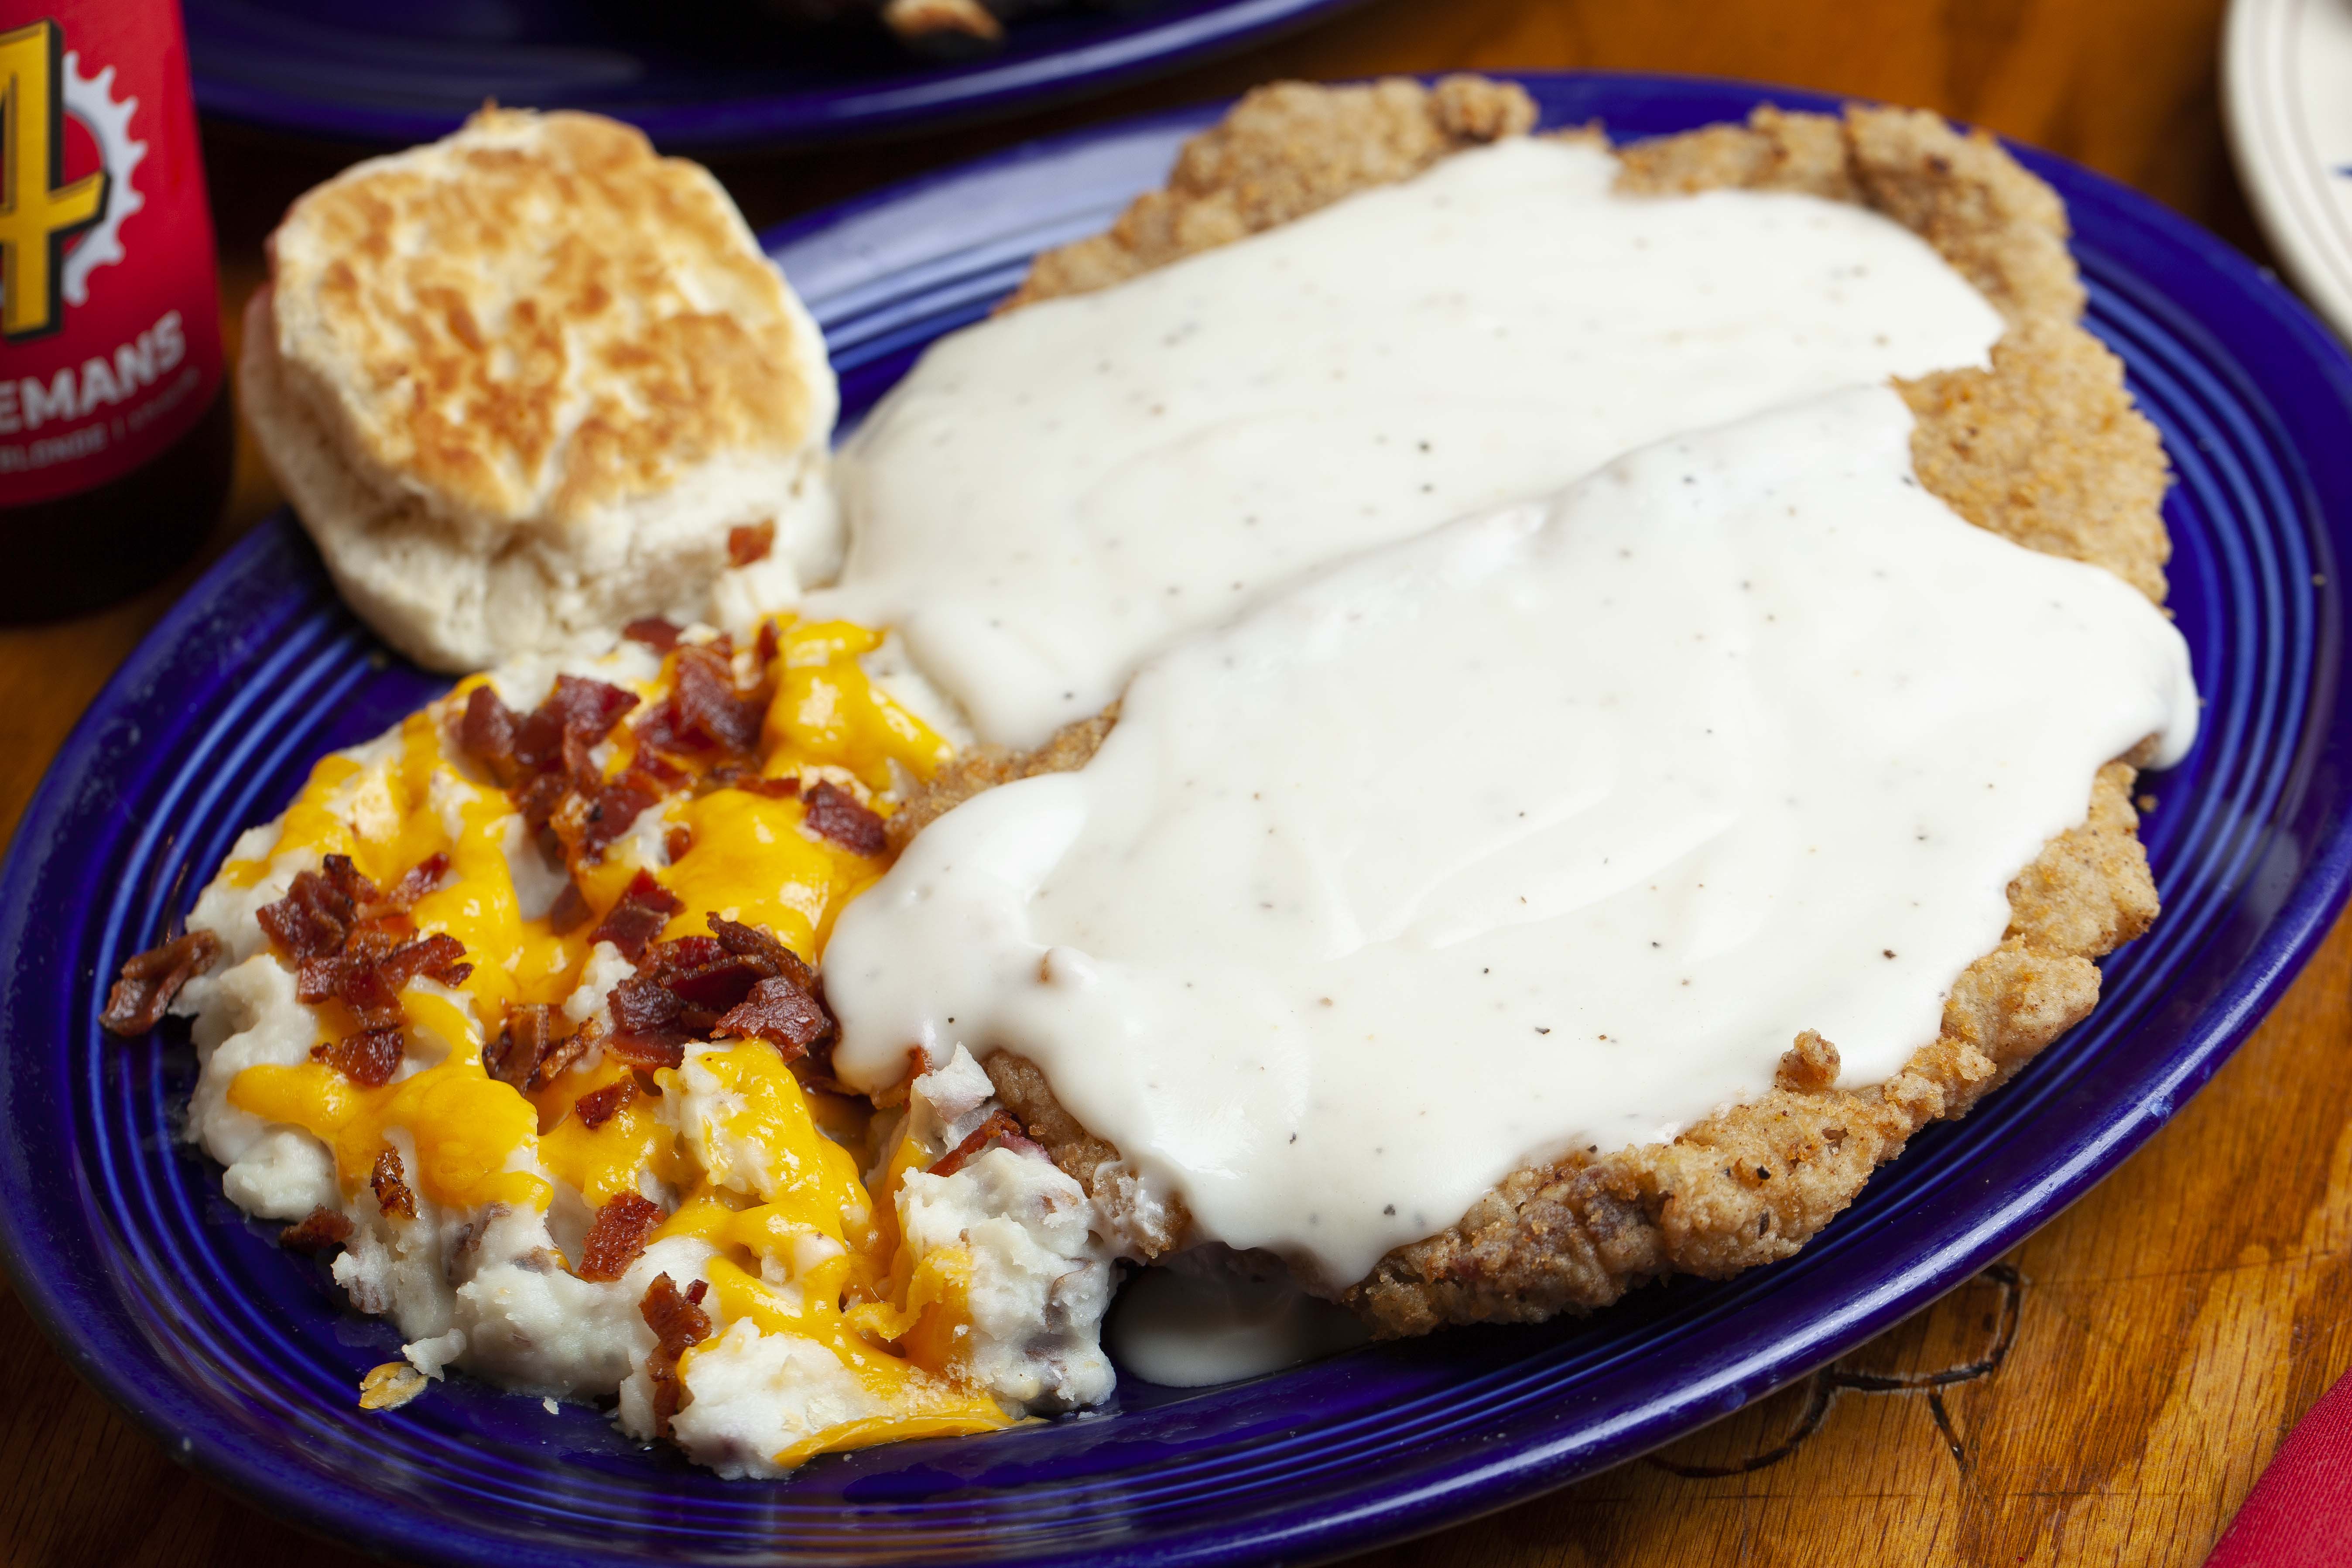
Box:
2208 1369 2352 1565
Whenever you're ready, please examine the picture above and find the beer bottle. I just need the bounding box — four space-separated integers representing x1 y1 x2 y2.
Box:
0 0 231 620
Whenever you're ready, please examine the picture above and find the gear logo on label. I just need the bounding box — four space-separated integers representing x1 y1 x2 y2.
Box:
58 50 145 309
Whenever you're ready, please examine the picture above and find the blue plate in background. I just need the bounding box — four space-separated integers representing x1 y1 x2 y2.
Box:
3 72 2350 1568
185 0 1366 148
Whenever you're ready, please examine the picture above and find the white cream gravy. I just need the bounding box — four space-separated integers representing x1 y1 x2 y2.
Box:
1106 1261 1369 1388
826 388 2198 1289
814 134 2010 750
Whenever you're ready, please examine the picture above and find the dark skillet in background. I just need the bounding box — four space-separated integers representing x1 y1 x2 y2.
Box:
182 0 1369 148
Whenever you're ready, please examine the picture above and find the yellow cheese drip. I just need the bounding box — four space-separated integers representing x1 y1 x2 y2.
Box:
229 992 552 1212
764 620 953 792
221 618 1001 1462
657 1048 1009 1455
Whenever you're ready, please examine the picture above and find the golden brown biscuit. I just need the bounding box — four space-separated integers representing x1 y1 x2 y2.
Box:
243 108 839 672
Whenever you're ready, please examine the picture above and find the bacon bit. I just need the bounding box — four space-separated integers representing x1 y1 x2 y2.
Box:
609 974 685 1035
258 856 381 959
545 879 592 936
590 870 683 962
315 1026 405 1088
515 770 572 834
641 1273 714 1436
486 1003 555 1089
623 617 683 652
592 914 832 1071
385 853 452 910
727 521 776 568
326 932 474 1027
605 1033 687 1071
801 781 887 856
715 978 832 1061
574 1077 637 1131
359 1361 430 1412
704 762 800 800
513 675 640 776
708 913 818 991
928 1109 1036 1178
754 619 780 669
579 774 661 862
100 928 221 1036
460 686 522 785
647 935 725 972
664 825 694 863
658 957 762 1017
526 1020 598 1092
279 1206 353 1252
575 1192 664 1282
643 644 763 756
294 921 393 1004
383 931 471 989
371 1148 417 1219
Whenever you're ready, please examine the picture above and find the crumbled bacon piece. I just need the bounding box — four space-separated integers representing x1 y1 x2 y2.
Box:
371 1148 416 1219
585 912 838 1074
727 521 776 567
928 1109 1037 1178
515 770 572 835
514 675 640 775
258 855 381 959
315 1026 405 1088
801 781 887 856
576 1192 664 1282
639 644 763 757
526 1020 599 1092
279 1206 353 1252
486 1003 555 1088
703 762 800 800
609 974 685 1036
318 931 474 1028
546 880 592 936
578 773 662 863
590 871 683 962
660 957 763 1017
664 826 694 863
708 913 818 992
99 928 221 1036
460 686 523 785
574 1077 637 1131
754 619 780 669
604 1033 687 1072
715 978 832 1061
647 935 725 972
641 1273 714 1436
623 617 682 652
385 853 452 910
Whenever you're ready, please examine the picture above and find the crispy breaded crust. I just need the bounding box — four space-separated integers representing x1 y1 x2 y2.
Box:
1000 77 1537 311
1614 104 2084 328
894 79 2173 1334
270 107 827 535
1900 322 2170 603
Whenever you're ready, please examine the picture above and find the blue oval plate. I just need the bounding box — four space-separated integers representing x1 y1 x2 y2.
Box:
185 0 1364 149
4 72 2351 1568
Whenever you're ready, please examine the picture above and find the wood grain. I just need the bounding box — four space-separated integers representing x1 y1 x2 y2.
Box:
0 0 2324 1561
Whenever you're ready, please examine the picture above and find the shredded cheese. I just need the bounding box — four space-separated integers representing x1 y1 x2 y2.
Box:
224 617 1012 1460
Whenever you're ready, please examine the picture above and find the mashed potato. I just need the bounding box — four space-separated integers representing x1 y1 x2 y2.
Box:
163 617 1116 1476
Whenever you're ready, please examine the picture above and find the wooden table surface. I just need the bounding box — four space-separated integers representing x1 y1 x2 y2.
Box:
0 0 2331 1562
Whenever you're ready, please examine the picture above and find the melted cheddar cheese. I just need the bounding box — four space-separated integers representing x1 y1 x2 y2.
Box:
223 618 1012 1460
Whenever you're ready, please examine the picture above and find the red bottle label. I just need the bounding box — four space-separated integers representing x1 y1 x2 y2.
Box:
0 3 222 505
